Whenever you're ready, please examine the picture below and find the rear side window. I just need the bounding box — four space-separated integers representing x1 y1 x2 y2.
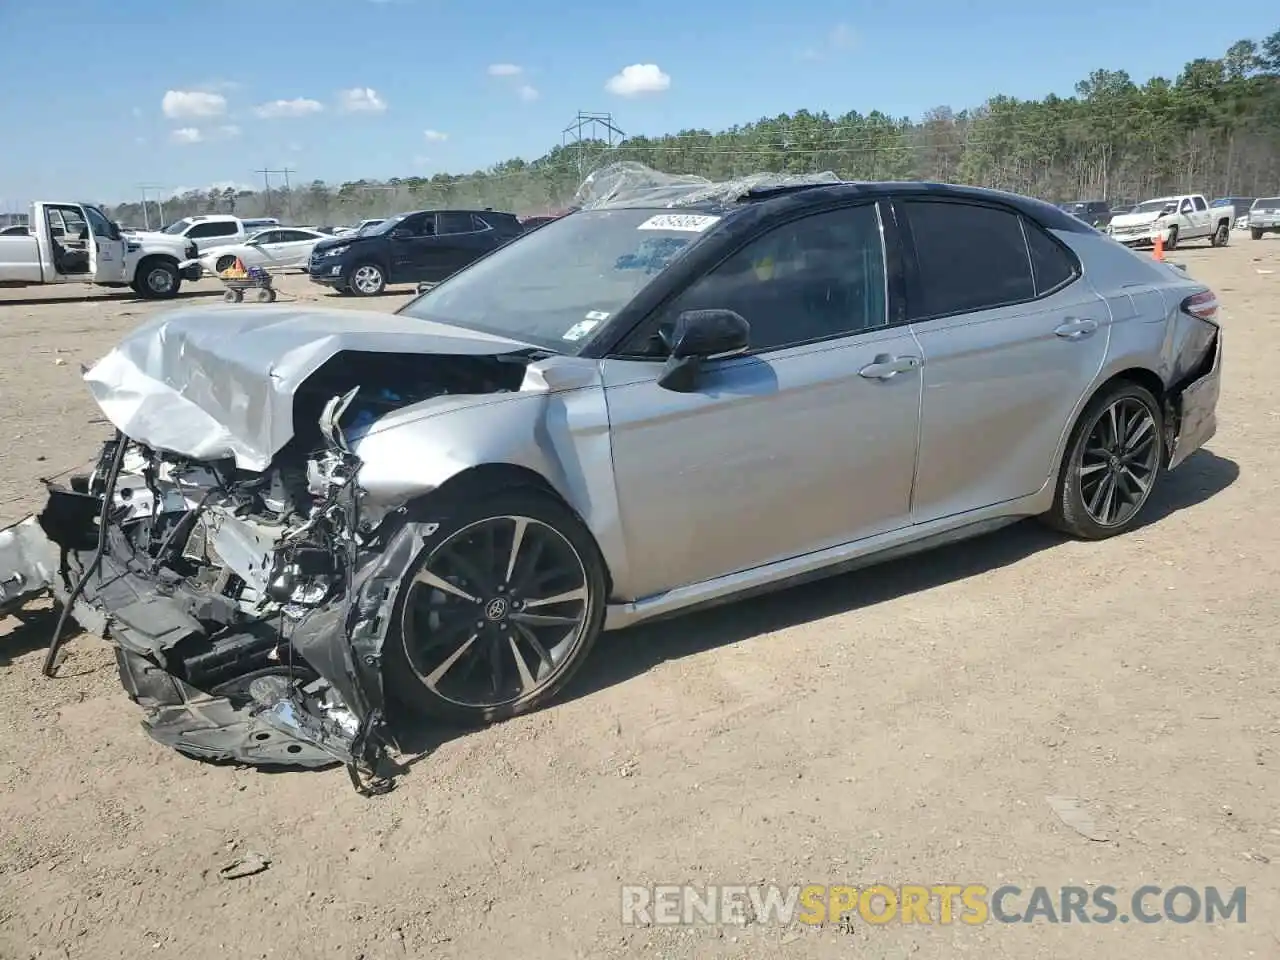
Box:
1023 222 1078 296
1192 196 1207 212
902 200 1034 319
437 212 477 235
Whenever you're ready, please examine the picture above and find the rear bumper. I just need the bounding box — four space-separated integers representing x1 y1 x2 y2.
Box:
1168 329 1222 470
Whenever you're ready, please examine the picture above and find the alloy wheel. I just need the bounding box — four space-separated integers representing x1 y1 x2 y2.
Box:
1076 396 1160 527
400 515 591 709
352 265 383 294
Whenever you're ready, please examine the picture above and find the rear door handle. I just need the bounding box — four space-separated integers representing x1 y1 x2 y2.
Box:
1054 317 1099 340
858 353 921 379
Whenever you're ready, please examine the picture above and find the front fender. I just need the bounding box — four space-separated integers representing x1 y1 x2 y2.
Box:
349 361 632 595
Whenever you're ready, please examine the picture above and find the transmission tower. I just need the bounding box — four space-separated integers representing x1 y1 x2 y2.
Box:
255 167 297 219
562 111 626 181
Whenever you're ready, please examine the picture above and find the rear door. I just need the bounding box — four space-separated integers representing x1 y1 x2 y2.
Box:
262 229 318 266
1190 195 1211 237
432 212 493 276
895 198 1110 522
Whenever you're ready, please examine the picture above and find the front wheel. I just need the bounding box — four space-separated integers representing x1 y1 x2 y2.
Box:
134 258 181 300
215 254 238 272
348 263 385 296
1042 381 1164 540
1210 223 1230 247
1165 225 1179 251
383 489 607 725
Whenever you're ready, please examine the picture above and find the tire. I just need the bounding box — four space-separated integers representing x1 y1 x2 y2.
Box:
348 262 385 296
383 488 608 725
215 254 237 272
1253 228 1265 241
1042 381 1164 540
1210 222 1230 247
1165 225 1178 251
134 257 181 299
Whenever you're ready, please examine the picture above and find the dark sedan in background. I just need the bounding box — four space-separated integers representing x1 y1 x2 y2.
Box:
308 208 524 296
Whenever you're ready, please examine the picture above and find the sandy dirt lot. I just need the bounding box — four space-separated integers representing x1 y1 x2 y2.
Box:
1 242 1278 960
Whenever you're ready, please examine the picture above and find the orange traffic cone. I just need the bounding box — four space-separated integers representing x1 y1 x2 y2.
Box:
1152 234 1164 261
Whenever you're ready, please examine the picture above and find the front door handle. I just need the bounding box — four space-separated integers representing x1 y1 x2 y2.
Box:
1054 317 1099 340
858 353 921 379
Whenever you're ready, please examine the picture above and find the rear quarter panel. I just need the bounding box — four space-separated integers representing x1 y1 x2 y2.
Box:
0 235 44 282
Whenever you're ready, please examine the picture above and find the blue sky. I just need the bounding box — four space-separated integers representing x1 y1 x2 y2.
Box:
0 0 1273 205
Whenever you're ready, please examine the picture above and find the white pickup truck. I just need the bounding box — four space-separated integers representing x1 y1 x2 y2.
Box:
1107 194 1234 250
0 201 201 299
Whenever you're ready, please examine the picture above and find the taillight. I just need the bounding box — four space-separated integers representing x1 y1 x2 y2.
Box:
1181 290 1218 324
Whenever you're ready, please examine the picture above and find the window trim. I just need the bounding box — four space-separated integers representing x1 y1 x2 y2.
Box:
606 198 896 361
892 197 1081 323
436 212 484 237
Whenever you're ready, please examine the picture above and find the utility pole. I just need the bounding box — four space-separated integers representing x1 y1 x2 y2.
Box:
138 183 167 229
255 167 297 220
562 111 625 182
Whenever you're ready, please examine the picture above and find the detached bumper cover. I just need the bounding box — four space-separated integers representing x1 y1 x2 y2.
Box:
1168 329 1222 470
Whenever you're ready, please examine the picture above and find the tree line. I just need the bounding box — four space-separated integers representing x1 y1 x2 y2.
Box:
107 31 1280 228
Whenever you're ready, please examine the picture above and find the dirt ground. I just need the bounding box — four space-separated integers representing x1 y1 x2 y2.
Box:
1 241 1278 960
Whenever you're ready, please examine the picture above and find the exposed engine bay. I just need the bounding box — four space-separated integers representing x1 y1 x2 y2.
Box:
9 342 534 795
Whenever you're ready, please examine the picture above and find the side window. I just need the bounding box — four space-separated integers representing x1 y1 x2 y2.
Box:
471 214 493 232
401 214 434 236
1192 196 1207 212
437 212 477 235
188 221 239 239
253 230 282 244
635 204 887 354
83 206 114 238
1023 220 1078 296
1179 199 1194 214
276 230 311 242
902 201 1034 319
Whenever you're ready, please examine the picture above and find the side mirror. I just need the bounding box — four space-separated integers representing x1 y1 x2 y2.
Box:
668 308 750 359
110 221 123 240
657 309 750 393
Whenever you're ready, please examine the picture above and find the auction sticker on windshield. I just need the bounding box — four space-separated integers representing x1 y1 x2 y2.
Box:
637 214 721 232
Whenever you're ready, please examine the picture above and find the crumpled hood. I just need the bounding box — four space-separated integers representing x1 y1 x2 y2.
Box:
1110 211 1164 229
84 305 534 471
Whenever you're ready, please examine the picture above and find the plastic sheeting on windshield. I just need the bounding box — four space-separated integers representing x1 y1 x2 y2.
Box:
572 161 843 210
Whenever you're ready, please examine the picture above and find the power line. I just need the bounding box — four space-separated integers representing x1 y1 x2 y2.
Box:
254 167 297 219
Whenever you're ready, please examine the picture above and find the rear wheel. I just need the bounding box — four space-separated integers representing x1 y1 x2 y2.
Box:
1210 222 1230 247
384 489 607 725
1042 381 1164 540
1253 228 1265 241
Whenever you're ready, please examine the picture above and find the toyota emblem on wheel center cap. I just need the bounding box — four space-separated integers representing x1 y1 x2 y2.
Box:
484 597 509 621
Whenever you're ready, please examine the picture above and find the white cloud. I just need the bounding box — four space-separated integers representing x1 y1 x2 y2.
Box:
829 23 856 49
336 87 387 113
252 97 324 119
487 63 523 77
423 129 448 142
605 63 671 97
215 124 241 138
516 83 540 102
162 90 227 119
170 127 203 144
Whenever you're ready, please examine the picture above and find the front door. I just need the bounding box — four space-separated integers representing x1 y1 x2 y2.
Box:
82 205 128 283
602 201 922 600
387 213 437 282
895 198 1110 522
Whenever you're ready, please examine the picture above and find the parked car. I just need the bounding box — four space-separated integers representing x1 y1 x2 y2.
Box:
0 224 29 236
333 218 385 238
197 227 333 274
129 214 281 254
0 170 1222 783
1211 197 1254 230
1248 196 1280 239
1060 200 1114 229
1106 194 1234 249
307 209 524 295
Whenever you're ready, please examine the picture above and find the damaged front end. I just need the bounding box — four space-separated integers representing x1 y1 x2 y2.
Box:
2 306 551 794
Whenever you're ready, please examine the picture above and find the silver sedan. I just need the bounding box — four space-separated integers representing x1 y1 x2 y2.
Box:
6 172 1222 781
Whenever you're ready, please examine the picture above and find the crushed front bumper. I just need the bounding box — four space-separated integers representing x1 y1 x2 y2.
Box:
0 480 412 792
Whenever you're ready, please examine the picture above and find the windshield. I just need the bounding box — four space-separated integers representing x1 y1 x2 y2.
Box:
161 219 192 235
1134 200 1174 215
397 208 714 351
1253 198 1280 208
360 216 401 237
